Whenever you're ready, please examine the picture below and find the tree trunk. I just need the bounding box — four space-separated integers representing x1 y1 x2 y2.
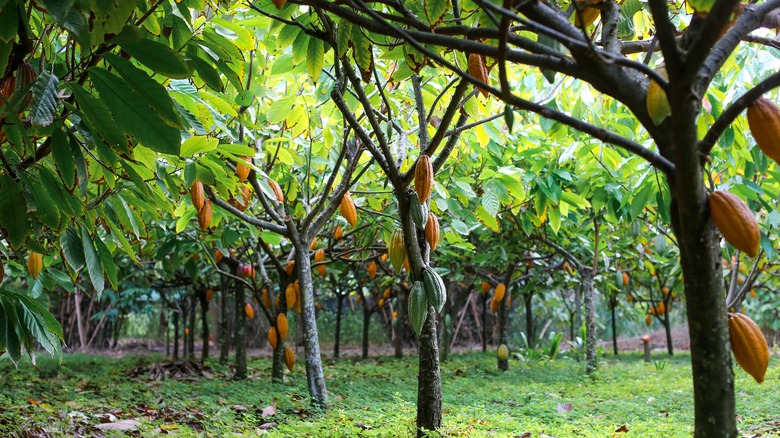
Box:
272 282 288 382
481 293 487 352
416 306 441 437
440 314 449 363
334 293 343 359
663 314 674 356
524 292 534 346
234 285 247 379
219 268 230 365
611 298 618 356
201 293 210 360
173 310 180 360
394 288 406 358
497 294 508 371
362 306 371 359
582 270 597 373
187 294 196 359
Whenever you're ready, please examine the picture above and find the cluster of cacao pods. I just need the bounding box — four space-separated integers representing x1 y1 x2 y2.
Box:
191 180 213 231
284 281 302 313
490 283 507 314
408 267 447 335
728 312 769 383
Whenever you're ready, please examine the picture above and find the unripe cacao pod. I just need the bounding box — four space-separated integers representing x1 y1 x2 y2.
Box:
422 266 446 313
268 327 278 350
709 191 760 258
284 346 295 371
368 261 377 280
494 283 506 302
388 229 406 272
28 252 43 280
268 178 284 203
467 53 490 97
414 155 434 204
408 281 428 336
747 97 780 164
339 192 357 227
245 303 255 319
198 199 212 230
236 156 251 181
333 225 343 240
425 212 440 251
409 192 429 229
190 180 205 212
497 344 509 361
481 281 491 293
646 67 670 126
729 313 769 383
277 313 289 340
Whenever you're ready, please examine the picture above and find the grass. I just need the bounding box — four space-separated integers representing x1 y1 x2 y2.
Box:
0 350 778 437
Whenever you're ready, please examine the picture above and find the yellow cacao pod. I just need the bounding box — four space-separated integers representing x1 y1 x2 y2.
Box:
314 249 326 276
574 5 600 27
388 229 406 272
268 327 278 350
414 155 434 204
494 283 506 302
747 97 780 164
310 238 318 250
285 283 297 308
284 347 295 371
27 252 43 280
339 192 357 227
490 298 499 314
245 303 255 319
657 301 665 315
198 199 212 231
646 67 670 126
383 288 391 299
467 53 490 97
190 180 205 212
497 344 509 361
368 261 377 279
263 288 270 309
728 313 769 383
333 225 343 240
268 178 284 203
481 281 491 293
709 191 760 258
236 156 250 181
425 212 440 251
286 260 295 276
277 313 289 340
378 298 385 307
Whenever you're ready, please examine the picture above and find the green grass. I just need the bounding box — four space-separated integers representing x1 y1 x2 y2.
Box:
0 351 778 437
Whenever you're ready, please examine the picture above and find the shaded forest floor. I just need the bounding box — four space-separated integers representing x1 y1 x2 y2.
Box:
1 350 779 437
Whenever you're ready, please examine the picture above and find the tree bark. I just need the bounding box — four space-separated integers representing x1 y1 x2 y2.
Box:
416 306 442 437
394 288 406 358
582 270 597 373
219 266 230 365
664 314 674 356
173 310 180 360
187 294 196 359
334 293 343 359
481 293 487 352
201 292 210 360
362 306 371 359
611 297 618 356
524 292 534 345
234 285 247 379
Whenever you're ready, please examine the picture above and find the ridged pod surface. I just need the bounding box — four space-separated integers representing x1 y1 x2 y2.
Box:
28 252 43 280
368 261 377 280
747 97 780 163
409 192 429 229
333 225 343 240
314 249 326 276
198 199 212 230
190 180 205 211
408 281 428 336
244 303 255 319
646 67 670 126
339 192 357 227
467 53 490 97
285 283 297 308
425 212 440 251
236 157 250 181
414 155 434 204
494 283 506 302
388 229 406 272
268 327 278 350
422 266 446 313
729 313 769 383
497 344 509 361
709 191 760 258
284 347 295 371
286 260 295 276
268 179 284 203
277 313 289 340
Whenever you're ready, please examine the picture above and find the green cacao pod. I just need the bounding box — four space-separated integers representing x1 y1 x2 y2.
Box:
409 192 429 229
497 344 509 361
630 220 641 238
422 265 446 313
388 229 406 272
408 281 428 336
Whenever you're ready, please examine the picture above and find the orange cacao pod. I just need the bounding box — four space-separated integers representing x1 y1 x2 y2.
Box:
381 253 388 263
244 303 255 319
368 261 377 280
481 281 491 293
646 314 652 326
657 301 665 315
285 283 297 308
425 212 440 251
494 283 506 302
268 327 278 350
747 97 780 163
378 298 385 307
214 249 224 264
728 312 769 383
284 347 295 371
273 0 287 9
263 288 271 309
414 155 434 204
236 156 251 181
310 238 318 250
333 225 343 240
190 180 205 212
383 288 391 299
339 192 357 227
467 53 490 97
286 260 295 276
314 249 326 276
27 252 43 280
490 297 499 314
277 313 289 340
662 287 670 296
205 289 214 302
404 257 410 273
709 191 760 258
198 199 212 230
622 272 629 287
268 178 284 203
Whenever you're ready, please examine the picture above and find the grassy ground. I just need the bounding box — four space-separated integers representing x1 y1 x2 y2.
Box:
0 350 777 437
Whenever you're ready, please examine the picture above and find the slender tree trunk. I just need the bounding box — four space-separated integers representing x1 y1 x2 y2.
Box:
664 315 674 356
611 298 618 356
582 271 597 373
166 310 170 357
362 307 371 359
481 293 487 352
416 306 441 436
497 295 508 371
272 282 288 382
173 310 180 360
524 292 534 345
440 314 449 363
334 293 343 359
219 268 230 365
201 294 210 360
234 286 247 379
187 294 196 359
394 288 407 358
74 288 87 352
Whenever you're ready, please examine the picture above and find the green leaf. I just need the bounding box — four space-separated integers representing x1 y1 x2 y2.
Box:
94 234 118 290
80 226 105 298
29 71 59 127
0 175 30 248
120 39 191 79
60 226 85 272
70 83 130 154
50 128 75 190
0 1 19 43
267 95 296 124
189 56 223 91
476 205 499 232
481 190 500 216
424 0 449 27
181 136 219 157
306 38 324 82
20 172 61 230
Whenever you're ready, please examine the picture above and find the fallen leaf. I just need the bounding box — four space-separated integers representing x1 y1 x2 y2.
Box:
261 405 276 418
616 424 629 432
95 419 141 431
356 421 373 430
516 433 532 438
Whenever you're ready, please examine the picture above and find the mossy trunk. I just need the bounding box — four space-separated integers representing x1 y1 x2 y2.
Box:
583 270 597 374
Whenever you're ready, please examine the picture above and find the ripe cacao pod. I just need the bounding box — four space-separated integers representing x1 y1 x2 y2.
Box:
378 298 385 307
410 192 429 229
368 261 377 280
286 260 295 276
414 155 434 204
263 288 271 309
388 229 406 272
645 314 652 326
28 252 42 280
622 272 629 287
215 249 224 264
333 225 343 240
750 289 757 298
422 266 446 313
383 288 391 299
657 301 665 315
494 283 506 303
268 327 278 350
467 53 490 97
314 249 326 276
277 313 289 340
381 253 388 263
268 178 284 203
574 5 600 27
273 0 287 9
481 281 491 293
408 281 428 336
285 283 297 308
662 287 670 296
627 293 633 303
236 156 251 181
191 180 205 212
709 191 760 258
646 67 670 126
245 303 255 319
425 212 440 251
339 192 357 227
284 347 295 371
490 298 499 314
205 289 214 302
747 97 780 164
729 313 769 383
497 344 509 361
310 238 317 250
198 199 212 230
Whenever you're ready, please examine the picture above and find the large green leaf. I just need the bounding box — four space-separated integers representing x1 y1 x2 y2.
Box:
0 175 30 249
80 226 105 298
94 234 118 290
60 226 85 272
29 71 59 127
120 38 191 79
306 37 324 81
70 83 130 154
50 128 75 190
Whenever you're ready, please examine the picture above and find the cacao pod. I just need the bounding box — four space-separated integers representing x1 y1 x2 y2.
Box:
490 298 499 314
378 298 385 307
277 313 289 340
215 249 224 264
263 288 270 309
286 260 295 276
334 225 343 240
14 63 36 110
198 199 212 230
627 293 633 303
268 327 278 350
414 155 434 204
294 282 301 314
709 191 760 258
268 178 284 203
645 314 652 326
28 252 42 280
646 67 670 126
356 294 362 303
339 192 357 227
245 303 255 319
185 328 189 336
190 180 205 212
425 212 440 251
657 301 665 315
481 281 491 293
506 293 511 308
285 283 297 308
750 289 757 298
310 238 317 250
662 287 670 296
574 5 600 27
240 186 251 205
368 261 377 280
205 289 214 302
381 253 388 263
314 249 326 276
236 156 251 181
404 257 410 273
273 0 287 8
422 266 446 313
622 272 629 287
728 312 769 383
494 283 506 303
388 229 406 272
467 53 490 97
410 192 429 229
747 97 780 164
383 288 391 299
408 281 428 336
497 344 509 361
284 346 295 371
